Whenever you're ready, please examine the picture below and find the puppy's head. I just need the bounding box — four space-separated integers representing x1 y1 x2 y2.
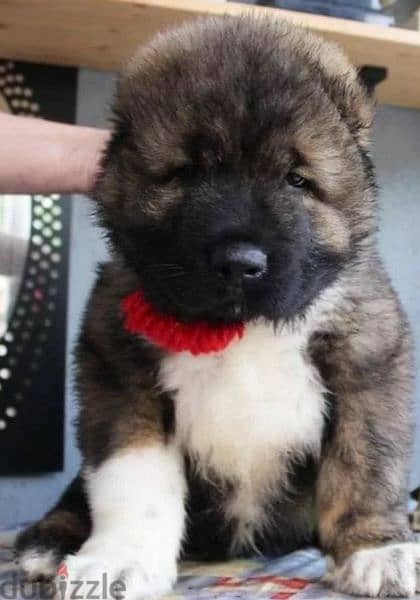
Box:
95 16 375 324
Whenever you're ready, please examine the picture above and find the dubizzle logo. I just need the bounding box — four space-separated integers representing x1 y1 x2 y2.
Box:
0 564 126 599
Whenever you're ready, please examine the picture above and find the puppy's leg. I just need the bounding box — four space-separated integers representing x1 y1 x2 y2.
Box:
316 386 417 598
63 444 185 600
66 269 187 599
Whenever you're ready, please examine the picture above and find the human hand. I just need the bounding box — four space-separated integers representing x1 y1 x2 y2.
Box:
0 113 110 195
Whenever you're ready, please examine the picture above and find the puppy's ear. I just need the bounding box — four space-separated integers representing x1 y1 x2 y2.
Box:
307 36 375 149
327 75 373 149
358 66 387 97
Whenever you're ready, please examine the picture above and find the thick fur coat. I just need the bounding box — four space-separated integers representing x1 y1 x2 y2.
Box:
16 15 419 599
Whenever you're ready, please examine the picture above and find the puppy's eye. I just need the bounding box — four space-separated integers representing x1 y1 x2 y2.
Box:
286 172 307 188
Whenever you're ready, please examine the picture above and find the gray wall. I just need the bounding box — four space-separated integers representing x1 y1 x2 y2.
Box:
374 105 420 476
0 70 419 525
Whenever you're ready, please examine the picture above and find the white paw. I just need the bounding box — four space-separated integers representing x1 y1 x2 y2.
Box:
58 537 177 600
331 542 420 597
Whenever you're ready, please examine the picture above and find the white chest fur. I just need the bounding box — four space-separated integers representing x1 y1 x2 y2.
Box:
160 320 326 550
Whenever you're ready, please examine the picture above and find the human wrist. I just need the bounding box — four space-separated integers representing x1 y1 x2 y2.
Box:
58 126 110 194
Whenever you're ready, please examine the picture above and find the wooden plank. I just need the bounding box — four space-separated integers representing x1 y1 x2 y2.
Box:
0 0 419 108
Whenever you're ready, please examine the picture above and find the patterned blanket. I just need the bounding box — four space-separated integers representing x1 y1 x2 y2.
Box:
0 525 416 600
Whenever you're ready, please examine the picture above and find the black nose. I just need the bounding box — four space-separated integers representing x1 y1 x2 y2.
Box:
211 242 267 282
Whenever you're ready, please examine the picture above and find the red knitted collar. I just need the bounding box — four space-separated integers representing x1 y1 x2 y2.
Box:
122 290 244 355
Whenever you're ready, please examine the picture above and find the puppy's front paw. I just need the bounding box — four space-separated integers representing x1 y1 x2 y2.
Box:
58 538 176 600
331 542 420 597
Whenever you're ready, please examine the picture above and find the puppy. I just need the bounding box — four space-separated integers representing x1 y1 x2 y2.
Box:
16 15 419 598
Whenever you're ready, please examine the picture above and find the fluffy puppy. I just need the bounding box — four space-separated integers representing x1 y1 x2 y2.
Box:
16 15 418 599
